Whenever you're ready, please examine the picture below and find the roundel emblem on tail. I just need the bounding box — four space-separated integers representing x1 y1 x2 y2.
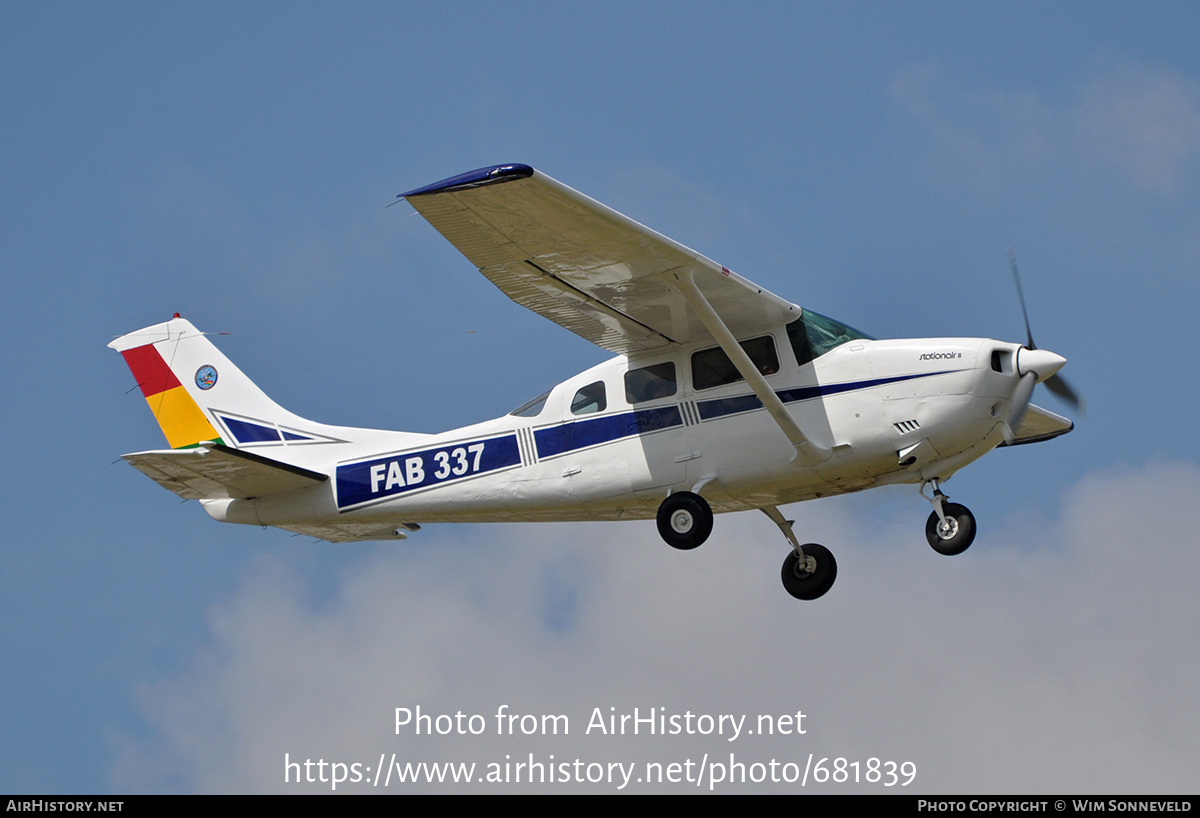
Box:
195 365 218 390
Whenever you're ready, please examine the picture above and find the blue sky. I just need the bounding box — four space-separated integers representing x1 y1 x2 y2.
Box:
3 2 1198 793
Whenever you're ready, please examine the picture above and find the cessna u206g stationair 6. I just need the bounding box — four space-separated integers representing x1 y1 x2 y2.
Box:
111 164 1078 600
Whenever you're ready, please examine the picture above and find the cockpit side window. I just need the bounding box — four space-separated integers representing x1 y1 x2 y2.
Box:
787 310 874 367
510 390 551 418
691 336 779 391
625 362 677 404
571 381 607 415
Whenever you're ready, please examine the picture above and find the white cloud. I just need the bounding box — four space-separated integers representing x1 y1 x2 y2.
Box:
889 63 1055 190
891 62 1200 196
1075 67 1200 193
113 462 1200 793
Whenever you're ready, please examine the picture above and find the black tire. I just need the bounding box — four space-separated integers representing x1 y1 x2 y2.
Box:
780 544 837 600
925 502 976 556
656 491 713 550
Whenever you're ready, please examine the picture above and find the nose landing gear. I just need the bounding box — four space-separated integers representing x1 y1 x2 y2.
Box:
921 479 976 556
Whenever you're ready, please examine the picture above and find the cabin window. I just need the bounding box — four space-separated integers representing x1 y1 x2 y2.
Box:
691 336 779 391
510 390 551 418
786 310 874 366
625 362 677 404
571 381 607 415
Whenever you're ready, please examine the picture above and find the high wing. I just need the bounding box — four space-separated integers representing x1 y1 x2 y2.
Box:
400 164 800 354
402 164 828 464
122 444 327 501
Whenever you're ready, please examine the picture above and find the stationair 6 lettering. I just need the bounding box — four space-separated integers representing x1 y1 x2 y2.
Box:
336 434 520 509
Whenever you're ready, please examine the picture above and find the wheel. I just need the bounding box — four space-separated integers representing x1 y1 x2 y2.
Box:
925 502 976 555
656 491 713 550
780 544 837 600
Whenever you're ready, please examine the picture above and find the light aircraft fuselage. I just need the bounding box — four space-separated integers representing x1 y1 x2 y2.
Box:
204 335 1023 525
111 164 1075 599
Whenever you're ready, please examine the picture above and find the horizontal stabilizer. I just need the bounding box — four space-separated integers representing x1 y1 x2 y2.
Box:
999 404 1074 447
122 444 327 501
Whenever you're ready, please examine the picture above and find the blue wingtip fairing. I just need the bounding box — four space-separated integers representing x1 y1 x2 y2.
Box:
399 163 535 198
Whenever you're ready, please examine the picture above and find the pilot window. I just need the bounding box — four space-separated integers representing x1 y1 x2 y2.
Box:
571 381 607 415
625 362 677 404
691 336 779 391
786 310 874 367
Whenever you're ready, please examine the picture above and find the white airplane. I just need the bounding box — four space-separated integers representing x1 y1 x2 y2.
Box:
110 163 1078 600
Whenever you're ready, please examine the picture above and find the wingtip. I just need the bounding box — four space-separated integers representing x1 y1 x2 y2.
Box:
398 163 534 198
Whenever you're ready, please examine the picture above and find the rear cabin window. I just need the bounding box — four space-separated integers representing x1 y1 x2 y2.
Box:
625 362 677 404
691 336 779 391
571 381 607 415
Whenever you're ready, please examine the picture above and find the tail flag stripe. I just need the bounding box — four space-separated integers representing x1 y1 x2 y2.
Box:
150 384 223 448
120 342 222 449
120 344 181 398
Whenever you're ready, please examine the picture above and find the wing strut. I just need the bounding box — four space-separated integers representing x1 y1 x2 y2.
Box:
670 269 830 466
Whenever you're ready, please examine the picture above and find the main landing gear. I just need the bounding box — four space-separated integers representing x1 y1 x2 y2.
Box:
653 481 976 601
921 479 976 556
780 543 838 600
656 491 714 550
763 506 837 600
653 492 839 600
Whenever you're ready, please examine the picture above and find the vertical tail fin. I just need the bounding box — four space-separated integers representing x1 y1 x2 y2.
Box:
110 315 312 450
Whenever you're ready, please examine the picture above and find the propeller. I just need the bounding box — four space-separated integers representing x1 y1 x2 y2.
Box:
1004 248 1084 437
1008 370 1038 431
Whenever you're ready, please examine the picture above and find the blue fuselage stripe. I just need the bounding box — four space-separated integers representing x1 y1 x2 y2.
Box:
335 370 958 508
696 371 948 421
535 406 683 458
539 371 955 457
336 434 521 509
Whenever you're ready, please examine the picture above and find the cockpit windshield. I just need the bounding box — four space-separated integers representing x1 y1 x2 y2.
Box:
510 390 551 418
786 309 874 367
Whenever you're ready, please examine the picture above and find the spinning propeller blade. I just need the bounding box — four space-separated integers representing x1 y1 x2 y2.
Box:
1004 371 1038 444
1007 248 1084 416
1043 371 1083 410
1008 247 1035 351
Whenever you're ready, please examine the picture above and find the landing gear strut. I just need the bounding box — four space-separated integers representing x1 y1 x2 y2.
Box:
763 506 837 600
921 479 976 556
656 491 713 550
